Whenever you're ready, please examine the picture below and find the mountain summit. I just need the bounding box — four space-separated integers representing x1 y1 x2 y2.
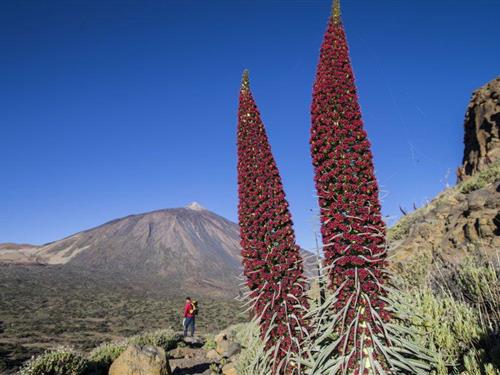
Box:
186 202 207 211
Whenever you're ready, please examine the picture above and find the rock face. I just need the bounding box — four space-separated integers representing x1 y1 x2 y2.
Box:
109 345 171 375
389 179 499 272
459 77 500 181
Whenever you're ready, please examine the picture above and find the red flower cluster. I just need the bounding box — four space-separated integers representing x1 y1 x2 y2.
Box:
310 4 391 370
237 70 309 372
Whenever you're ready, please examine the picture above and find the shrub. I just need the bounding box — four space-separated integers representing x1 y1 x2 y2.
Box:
405 289 481 369
203 334 216 350
18 347 88 375
456 259 500 333
234 322 270 375
398 254 500 374
127 328 181 352
459 162 500 194
88 341 127 372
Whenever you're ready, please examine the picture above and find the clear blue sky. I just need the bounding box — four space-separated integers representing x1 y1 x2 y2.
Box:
1 0 498 250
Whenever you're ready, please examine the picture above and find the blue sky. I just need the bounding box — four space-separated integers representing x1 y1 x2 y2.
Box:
1 0 498 250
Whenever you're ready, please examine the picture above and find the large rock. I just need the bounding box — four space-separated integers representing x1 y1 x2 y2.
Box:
215 329 241 359
389 179 499 278
459 77 500 180
183 335 205 347
109 345 172 375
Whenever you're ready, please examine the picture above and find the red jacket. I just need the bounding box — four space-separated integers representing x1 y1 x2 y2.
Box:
184 302 194 318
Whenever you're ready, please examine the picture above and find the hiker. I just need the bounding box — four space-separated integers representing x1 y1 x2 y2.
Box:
183 297 197 337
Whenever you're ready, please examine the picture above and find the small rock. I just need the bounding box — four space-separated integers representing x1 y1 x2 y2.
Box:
206 349 222 361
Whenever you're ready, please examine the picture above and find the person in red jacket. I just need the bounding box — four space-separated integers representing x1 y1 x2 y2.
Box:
183 297 196 337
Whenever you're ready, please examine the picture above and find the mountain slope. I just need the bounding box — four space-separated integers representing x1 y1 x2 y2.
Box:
0 203 317 296
0 203 242 294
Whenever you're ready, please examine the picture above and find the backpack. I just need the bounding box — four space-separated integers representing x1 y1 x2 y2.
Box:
191 300 199 316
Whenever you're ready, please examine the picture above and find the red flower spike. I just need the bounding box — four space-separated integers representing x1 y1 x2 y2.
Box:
237 70 309 373
310 0 392 370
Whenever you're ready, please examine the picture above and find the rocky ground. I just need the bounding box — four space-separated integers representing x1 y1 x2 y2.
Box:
107 329 242 375
389 165 499 274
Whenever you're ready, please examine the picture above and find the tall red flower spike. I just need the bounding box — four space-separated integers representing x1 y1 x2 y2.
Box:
237 70 309 373
310 0 391 371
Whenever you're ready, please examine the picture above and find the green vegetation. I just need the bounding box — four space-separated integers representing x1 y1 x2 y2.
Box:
399 256 500 374
88 341 126 372
233 322 268 375
18 347 88 375
6 257 499 375
202 334 216 351
459 162 500 194
127 328 181 352
406 289 481 373
388 212 417 241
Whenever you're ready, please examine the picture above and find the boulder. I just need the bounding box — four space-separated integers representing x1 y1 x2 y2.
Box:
216 339 231 356
222 342 241 358
459 77 500 180
214 332 229 345
183 336 205 347
215 330 241 358
109 344 172 375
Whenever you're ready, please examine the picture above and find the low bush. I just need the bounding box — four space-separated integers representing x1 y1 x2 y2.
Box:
88 341 127 373
388 214 414 241
202 334 216 350
459 162 500 193
127 328 182 352
456 259 500 333
18 347 89 375
233 322 269 375
397 254 500 374
403 288 481 373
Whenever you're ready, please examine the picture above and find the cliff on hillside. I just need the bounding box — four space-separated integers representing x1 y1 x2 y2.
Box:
458 77 500 180
390 77 500 276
